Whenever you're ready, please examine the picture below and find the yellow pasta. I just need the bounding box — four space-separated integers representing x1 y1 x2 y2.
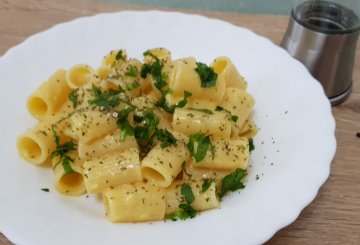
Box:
78 129 137 161
83 148 142 194
16 113 69 165
190 138 249 170
141 141 189 187
103 183 166 222
212 56 248 90
69 109 118 143
219 88 255 129
27 69 71 120
18 48 257 223
166 180 219 215
102 49 128 66
66 64 95 89
173 108 232 138
52 152 85 196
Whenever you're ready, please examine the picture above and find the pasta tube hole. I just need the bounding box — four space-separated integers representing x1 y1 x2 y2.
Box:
27 96 48 118
17 137 42 162
142 167 166 183
212 59 228 74
59 172 84 189
68 66 93 88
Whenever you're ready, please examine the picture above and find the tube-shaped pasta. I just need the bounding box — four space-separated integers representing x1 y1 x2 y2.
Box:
102 49 127 66
66 64 95 88
96 65 113 80
173 108 231 139
69 109 118 143
183 163 231 190
16 114 68 165
78 129 137 161
211 57 248 90
52 151 85 196
239 119 258 139
27 69 71 120
141 141 189 188
169 58 201 97
191 138 249 170
143 47 172 64
169 58 226 104
219 88 255 129
165 180 219 215
103 183 166 222
83 148 142 194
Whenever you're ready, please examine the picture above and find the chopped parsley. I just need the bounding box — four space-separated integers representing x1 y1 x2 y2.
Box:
68 89 78 109
156 90 192 114
41 188 50 192
116 107 135 141
134 110 160 157
249 138 255 152
195 62 217 88
201 179 213 193
88 84 123 109
181 183 195 204
219 168 247 198
51 127 77 174
125 65 138 77
115 50 126 61
231 115 239 123
167 183 197 221
155 129 177 148
187 133 215 163
141 51 167 92
166 203 197 221
216 106 238 122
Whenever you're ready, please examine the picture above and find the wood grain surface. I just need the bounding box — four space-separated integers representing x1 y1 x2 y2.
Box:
1 0 359 244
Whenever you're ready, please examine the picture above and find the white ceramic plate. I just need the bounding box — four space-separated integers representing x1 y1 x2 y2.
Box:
0 11 336 245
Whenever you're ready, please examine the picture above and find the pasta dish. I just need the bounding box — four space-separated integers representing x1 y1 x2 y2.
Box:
16 48 257 222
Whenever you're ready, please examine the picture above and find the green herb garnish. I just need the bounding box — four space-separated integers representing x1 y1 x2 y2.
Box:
134 110 160 157
156 90 192 114
51 127 77 174
115 50 126 61
88 84 123 109
68 89 78 109
216 106 238 122
219 168 247 198
231 115 239 123
181 183 195 204
167 183 197 221
195 62 217 88
125 66 138 77
187 133 215 163
201 179 213 193
41 188 50 192
155 129 177 148
166 203 197 221
249 138 255 152
141 51 167 92
116 107 135 142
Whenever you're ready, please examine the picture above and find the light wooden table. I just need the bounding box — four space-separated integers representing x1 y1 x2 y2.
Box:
1 0 359 244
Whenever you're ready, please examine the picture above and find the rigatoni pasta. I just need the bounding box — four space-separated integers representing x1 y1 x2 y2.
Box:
17 48 257 223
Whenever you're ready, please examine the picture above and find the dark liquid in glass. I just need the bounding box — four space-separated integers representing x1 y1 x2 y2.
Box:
293 0 360 34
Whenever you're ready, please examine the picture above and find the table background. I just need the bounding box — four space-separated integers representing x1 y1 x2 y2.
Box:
0 0 359 244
